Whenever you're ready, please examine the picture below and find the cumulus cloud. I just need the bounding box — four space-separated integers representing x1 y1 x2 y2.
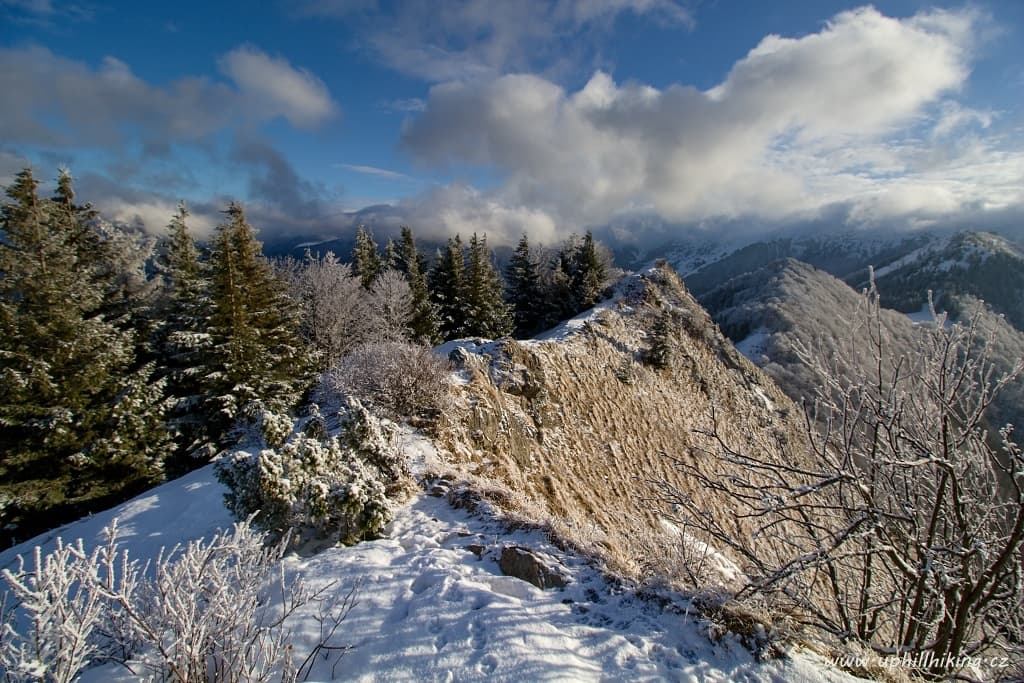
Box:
218 46 337 128
0 45 337 148
399 6 1024 242
0 45 338 238
299 0 692 81
71 171 221 238
396 184 561 245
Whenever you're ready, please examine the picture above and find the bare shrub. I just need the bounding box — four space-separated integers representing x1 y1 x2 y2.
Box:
368 269 413 342
328 342 452 421
0 540 112 682
0 519 355 682
281 252 375 368
651 280 1024 680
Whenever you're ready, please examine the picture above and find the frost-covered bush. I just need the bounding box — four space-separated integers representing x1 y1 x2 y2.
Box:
340 399 409 493
0 520 354 682
216 398 407 548
328 342 451 421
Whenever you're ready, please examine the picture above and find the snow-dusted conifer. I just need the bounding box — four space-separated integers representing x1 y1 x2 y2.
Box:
506 233 544 337
154 203 215 466
463 233 512 339
215 398 403 547
571 231 606 310
395 226 439 344
0 169 167 542
204 202 310 434
429 235 467 340
351 225 382 290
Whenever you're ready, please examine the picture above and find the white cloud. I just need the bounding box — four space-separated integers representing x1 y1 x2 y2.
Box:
218 46 337 128
0 45 337 148
337 163 419 182
932 101 993 139
399 6 1024 241
397 184 561 245
0 45 337 239
101 196 218 237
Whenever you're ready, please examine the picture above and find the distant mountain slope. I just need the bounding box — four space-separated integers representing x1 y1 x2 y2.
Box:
869 230 1024 329
698 257 1024 431
666 228 1024 335
698 258 919 402
667 233 934 297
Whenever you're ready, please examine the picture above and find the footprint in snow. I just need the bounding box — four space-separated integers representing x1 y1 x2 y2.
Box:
469 620 487 650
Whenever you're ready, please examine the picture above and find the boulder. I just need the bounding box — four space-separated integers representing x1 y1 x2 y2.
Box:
499 546 568 589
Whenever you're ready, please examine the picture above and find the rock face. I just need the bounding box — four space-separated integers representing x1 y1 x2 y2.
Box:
499 546 568 589
436 264 812 576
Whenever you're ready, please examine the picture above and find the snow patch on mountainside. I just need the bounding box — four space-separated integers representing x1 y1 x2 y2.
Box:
734 327 771 362
0 465 234 574
871 236 948 279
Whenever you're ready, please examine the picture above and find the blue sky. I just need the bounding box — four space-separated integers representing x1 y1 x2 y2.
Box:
2 0 1023 245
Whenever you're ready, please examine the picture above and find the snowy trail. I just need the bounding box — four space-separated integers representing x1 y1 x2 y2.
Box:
1 463 856 681
285 493 854 682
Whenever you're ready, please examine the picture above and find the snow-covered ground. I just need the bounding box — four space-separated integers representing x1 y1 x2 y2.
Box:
734 327 772 362
1 452 859 681
0 465 234 575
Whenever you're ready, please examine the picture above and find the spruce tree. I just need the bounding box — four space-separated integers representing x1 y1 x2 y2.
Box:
383 238 398 270
647 310 674 369
154 203 215 466
204 202 310 435
351 225 382 289
506 234 544 337
571 231 606 310
0 169 168 545
429 235 466 340
396 226 439 344
539 246 576 329
463 233 513 339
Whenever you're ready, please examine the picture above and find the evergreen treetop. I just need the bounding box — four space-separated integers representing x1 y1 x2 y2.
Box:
506 233 544 337
429 235 466 340
395 226 439 344
352 225 382 289
206 202 310 427
463 233 513 339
